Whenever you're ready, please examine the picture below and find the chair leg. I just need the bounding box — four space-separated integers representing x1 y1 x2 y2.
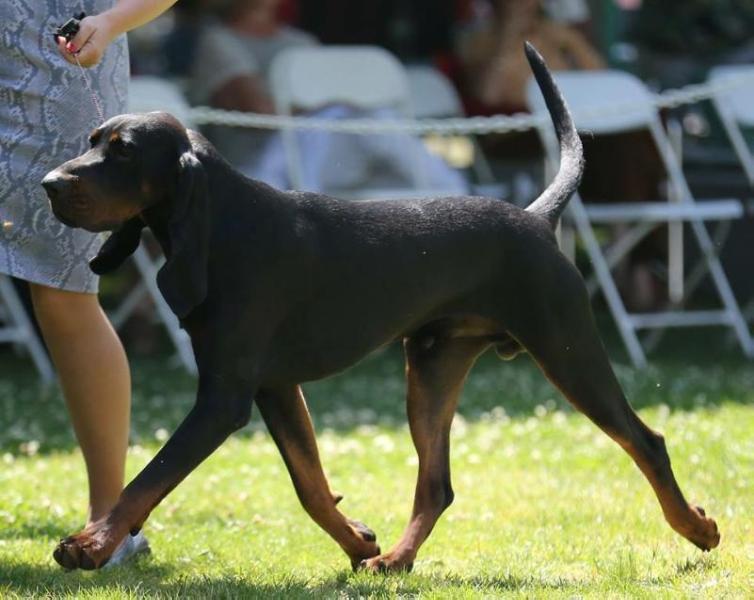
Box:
643 221 732 353
557 220 577 263
744 299 754 323
131 246 197 375
584 222 654 298
109 281 148 330
688 218 754 357
0 275 55 382
651 118 754 358
570 199 647 368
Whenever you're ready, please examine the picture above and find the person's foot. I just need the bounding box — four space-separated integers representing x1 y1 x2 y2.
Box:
103 531 151 568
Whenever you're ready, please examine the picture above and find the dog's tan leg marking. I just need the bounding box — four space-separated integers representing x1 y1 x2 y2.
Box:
256 385 380 568
361 336 488 573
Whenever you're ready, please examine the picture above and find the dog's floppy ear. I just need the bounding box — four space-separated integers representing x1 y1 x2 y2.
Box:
89 218 145 275
157 150 210 320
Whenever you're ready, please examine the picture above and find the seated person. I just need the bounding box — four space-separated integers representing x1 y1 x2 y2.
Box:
457 0 604 114
457 0 663 309
190 0 467 194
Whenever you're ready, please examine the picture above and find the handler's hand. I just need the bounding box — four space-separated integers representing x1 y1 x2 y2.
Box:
56 13 118 68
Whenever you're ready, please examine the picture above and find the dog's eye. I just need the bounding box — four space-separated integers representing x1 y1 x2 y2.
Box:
88 131 101 147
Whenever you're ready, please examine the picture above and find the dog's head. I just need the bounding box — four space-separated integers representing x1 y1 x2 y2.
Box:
42 112 196 231
42 112 210 318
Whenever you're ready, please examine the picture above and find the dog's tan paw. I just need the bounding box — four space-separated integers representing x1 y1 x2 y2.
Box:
358 551 413 574
53 523 121 570
346 519 380 570
684 505 720 551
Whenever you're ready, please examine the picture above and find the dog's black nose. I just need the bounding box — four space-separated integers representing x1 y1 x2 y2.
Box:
41 172 73 199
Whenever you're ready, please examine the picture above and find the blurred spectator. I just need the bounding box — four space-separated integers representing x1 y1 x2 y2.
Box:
298 0 393 47
191 0 315 113
456 0 667 309
298 0 455 62
190 0 467 194
457 0 605 114
188 0 315 170
161 0 206 77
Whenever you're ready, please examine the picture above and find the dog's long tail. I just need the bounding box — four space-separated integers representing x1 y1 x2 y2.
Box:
523 42 584 228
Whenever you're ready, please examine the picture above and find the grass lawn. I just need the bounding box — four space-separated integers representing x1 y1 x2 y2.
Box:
0 334 753 598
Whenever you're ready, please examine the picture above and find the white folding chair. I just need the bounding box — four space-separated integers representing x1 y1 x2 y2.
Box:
269 46 460 199
709 65 754 324
708 65 754 188
406 65 503 197
0 276 54 382
527 70 754 367
109 76 197 374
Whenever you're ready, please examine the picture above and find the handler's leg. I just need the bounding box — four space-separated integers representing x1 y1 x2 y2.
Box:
510 261 719 551
256 385 380 568
362 336 488 572
30 284 130 523
53 373 255 570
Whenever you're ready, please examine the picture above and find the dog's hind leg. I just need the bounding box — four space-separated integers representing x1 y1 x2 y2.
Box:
360 335 489 573
256 385 381 569
509 259 720 551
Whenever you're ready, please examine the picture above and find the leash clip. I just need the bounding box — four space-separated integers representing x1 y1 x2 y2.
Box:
53 12 86 43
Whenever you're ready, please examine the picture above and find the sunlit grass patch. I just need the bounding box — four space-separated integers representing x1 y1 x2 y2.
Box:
1 344 752 598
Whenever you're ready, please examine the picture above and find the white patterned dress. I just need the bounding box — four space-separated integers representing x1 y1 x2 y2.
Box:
0 1 128 293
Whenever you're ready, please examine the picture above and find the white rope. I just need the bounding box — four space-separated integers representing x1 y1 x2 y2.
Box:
186 72 754 136
189 107 547 135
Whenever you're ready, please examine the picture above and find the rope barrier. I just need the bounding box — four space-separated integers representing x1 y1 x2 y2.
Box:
186 72 754 136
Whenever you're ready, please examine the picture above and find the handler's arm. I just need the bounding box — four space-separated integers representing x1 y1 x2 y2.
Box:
57 0 179 67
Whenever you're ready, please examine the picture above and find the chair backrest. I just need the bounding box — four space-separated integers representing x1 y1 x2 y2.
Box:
269 45 430 191
405 65 463 118
527 68 696 208
526 69 656 135
270 46 414 117
127 76 194 127
708 65 754 127
708 65 754 186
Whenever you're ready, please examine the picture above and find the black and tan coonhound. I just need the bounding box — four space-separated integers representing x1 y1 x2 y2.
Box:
42 44 719 572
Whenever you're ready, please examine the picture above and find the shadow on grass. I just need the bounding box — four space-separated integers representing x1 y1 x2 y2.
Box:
0 560 593 598
0 555 720 598
2 323 752 455
675 555 718 576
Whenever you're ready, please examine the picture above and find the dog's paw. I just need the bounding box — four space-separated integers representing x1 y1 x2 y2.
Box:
348 518 377 543
346 519 380 570
358 551 413 574
53 523 122 570
684 505 720 551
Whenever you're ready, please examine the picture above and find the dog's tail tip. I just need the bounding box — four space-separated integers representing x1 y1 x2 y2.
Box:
523 41 541 66
523 41 584 228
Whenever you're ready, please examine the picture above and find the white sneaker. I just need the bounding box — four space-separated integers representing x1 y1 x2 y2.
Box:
103 531 151 568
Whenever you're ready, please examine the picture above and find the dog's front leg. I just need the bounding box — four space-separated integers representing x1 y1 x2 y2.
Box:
256 385 381 569
53 373 256 570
